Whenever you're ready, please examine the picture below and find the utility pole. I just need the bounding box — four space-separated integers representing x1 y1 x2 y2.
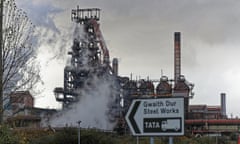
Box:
77 121 81 144
0 0 3 125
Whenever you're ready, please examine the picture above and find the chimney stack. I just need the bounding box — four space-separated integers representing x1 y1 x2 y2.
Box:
220 93 227 118
174 32 181 83
112 58 118 76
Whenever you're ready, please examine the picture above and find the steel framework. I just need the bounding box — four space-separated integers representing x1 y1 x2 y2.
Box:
54 7 115 107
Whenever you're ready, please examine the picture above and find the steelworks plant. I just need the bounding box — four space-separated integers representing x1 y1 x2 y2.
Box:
51 6 240 136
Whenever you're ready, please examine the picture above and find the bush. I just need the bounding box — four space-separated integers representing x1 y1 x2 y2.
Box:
29 128 118 144
0 125 19 144
29 135 55 144
54 127 78 144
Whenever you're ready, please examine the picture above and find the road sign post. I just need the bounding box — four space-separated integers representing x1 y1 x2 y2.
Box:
125 97 185 136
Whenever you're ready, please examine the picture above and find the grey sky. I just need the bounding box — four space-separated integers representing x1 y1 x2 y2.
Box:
16 0 240 117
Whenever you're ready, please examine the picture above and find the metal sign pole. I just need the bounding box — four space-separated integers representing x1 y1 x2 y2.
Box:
150 137 154 144
238 134 240 144
169 137 173 144
136 136 139 144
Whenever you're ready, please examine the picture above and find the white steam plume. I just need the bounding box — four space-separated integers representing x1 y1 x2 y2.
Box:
48 75 117 130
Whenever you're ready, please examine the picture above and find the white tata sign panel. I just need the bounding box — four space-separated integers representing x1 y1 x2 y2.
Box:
125 97 184 136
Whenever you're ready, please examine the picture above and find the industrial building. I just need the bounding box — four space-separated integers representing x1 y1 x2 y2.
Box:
5 91 56 128
188 93 227 120
47 6 240 136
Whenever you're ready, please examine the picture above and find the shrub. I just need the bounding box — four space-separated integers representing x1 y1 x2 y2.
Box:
0 125 19 144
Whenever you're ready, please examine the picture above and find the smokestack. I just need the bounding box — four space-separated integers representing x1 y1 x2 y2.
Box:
174 32 181 83
112 58 118 76
220 93 227 118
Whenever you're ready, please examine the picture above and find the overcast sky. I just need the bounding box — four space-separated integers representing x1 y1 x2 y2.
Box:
16 0 240 117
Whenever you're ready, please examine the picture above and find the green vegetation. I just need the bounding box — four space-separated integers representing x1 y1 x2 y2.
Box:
0 125 19 144
29 128 118 144
0 126 238 144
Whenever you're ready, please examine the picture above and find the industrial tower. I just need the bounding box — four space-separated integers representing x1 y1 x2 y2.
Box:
54 7 119 109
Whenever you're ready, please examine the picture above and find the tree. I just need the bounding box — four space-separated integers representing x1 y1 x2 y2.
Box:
0 0 40 123
0 0 4 124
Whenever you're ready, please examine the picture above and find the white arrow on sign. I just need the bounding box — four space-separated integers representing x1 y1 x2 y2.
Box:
125 97 185 136
126 100 141 134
